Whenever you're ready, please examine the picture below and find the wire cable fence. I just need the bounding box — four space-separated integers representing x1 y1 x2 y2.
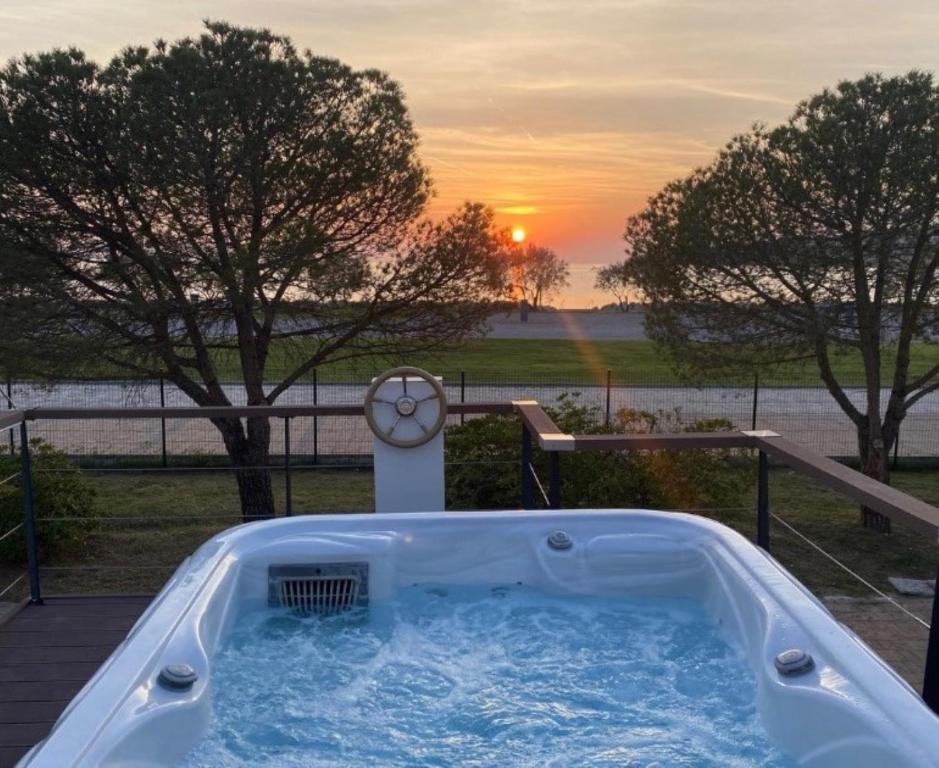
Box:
0 467 23 601
770 511 930 630
527 462 551 508
8 371 939 464
0 572 25 600
16 469 934 632
0 456 528 599
0 523 23 544
767 505 935 691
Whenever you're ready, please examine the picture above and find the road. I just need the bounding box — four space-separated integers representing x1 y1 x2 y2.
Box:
485 310 648 340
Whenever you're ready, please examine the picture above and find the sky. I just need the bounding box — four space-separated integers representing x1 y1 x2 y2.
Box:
1 1 938 306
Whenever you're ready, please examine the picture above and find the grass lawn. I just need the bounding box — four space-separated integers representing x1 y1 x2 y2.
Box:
18 469 374 596
20 337 939 386
214 339 939 386
5 464 936 600
723 468 939 597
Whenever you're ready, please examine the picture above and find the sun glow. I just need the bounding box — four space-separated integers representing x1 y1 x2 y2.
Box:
511 226 526 243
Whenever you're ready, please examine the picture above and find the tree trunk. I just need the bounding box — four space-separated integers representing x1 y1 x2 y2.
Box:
232 452 275 522
215 415 275 522
857 421 892 533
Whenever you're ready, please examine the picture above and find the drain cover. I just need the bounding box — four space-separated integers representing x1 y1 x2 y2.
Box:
774 649 814 677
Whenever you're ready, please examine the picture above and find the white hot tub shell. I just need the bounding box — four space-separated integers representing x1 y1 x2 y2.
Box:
18 510 939 767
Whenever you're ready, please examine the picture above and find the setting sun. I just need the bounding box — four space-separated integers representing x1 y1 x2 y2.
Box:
511 227 526 243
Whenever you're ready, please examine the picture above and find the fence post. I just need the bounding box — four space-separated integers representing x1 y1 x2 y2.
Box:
159 378 168 468
19 421 42 605
520 424 533 509
312 368 319 466
923 571 939 714
751 372 760 431
757 450 770 551
460 371 466 426
6 375 12 455
284 417 293 517
605 368 612 426
892 426 900 471
548 451 561 510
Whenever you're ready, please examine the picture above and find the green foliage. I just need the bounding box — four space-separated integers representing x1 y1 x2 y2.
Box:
0 21 512 518
0 439 97 563
445 394 749 511
593 262 631 310
444 412 521 511
507 243 570 308
0 21 508 387
614 71 939 481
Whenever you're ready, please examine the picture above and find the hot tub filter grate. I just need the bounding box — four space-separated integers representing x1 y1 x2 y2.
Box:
268 563 369 615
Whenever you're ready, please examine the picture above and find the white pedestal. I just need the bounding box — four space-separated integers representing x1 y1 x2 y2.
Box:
372 376 445 513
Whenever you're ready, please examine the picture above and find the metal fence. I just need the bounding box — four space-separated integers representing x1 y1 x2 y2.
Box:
5 370 939 462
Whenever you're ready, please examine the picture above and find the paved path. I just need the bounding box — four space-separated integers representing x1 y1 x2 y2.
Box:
823 595 931 690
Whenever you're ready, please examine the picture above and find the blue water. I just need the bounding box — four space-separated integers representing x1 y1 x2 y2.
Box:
180 586 797 767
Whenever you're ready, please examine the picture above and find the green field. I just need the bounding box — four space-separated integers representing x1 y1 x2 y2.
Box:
6 466 936 600
20 336 939 385
203 338 939 385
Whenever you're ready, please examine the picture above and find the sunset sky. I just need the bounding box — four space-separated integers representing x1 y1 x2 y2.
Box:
2 1 938 305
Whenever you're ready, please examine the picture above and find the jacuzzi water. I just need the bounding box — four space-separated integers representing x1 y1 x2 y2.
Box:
181 586 796 768
19 511 939 767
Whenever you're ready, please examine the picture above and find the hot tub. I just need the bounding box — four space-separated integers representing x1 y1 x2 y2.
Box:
19 510 939 767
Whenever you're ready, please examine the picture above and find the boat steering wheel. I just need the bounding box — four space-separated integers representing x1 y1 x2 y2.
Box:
364 367 448 448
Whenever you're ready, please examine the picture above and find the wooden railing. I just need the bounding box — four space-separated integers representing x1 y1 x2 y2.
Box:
17 402 513 420
514 400 939 537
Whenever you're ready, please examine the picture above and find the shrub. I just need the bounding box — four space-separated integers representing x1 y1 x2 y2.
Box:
445 395 749 511
0 439 97 563
611 408 749 510
444 412 521 510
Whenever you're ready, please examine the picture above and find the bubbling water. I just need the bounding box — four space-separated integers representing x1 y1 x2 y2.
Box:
180 585 796 767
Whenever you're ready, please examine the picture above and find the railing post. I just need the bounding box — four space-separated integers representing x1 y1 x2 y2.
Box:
284 416 293 517
751 372 759 431
605 368 612 426
312 368 319 465
757 449 770 551
460 370 466 426
19 421 42 604
520 424 533 509
6 375 13 455
159 377 168 468
548 451 561 510
923 568 939 714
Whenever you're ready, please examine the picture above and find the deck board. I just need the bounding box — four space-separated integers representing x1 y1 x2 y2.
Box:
0 595 151 768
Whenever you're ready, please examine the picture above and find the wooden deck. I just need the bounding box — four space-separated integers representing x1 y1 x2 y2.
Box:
0 596 151 767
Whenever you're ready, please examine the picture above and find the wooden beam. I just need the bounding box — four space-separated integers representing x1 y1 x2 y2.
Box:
25 402 513 421
754 435 939 540
0 411 24 433
512 401 575 451
573 432 755 452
